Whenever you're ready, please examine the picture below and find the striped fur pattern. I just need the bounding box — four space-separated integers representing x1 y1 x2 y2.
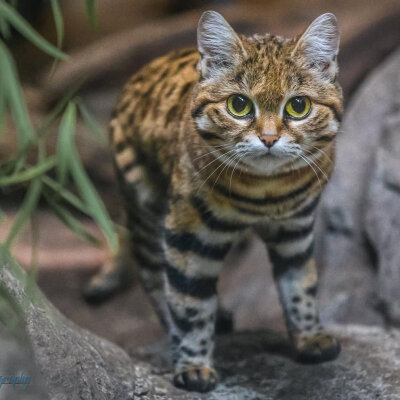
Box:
100 11 343 392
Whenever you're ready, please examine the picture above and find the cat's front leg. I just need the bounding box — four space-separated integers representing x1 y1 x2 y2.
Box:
162 205 236 392
259 221 341 363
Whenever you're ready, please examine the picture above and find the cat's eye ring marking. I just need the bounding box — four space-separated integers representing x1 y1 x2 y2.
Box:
284 96 312 120
226 94 254 119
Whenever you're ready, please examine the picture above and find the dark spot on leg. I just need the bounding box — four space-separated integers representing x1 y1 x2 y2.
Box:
305 325 313 331
196 320 206 329
172 335 181 345
185 307 198 318
181 346 198 357
292 296 301 303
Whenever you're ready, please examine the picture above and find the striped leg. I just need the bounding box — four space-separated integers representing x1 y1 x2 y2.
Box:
258 216 340 363
111 133 170 326
125 198 170 327
163 210 236 392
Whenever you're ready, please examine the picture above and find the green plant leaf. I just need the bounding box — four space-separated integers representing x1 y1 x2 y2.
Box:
37 79 84 137
78 101 107 145
50 0 63 49
5 178 42 248
0 156 56 186
85 0 98 29
0 15 11 39
48 0 64 76
41 176 90 215
69 150 118 252
56 102 76 186
44 193 101 246
0 89 5 140
0 2 67 59
0 40 35 150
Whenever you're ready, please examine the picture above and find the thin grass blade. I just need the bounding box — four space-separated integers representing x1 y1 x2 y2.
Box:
85 0 98 29
0 89 5 140
44 193 101 246
5 178 42 248
0 156 56 186
56 102 76 186
69 150 118 252
78 101 107 145
37 79 84 137
50 0 63 48
0 2 66 59
0 15 11 39
0 40 35 149
41 176 89 215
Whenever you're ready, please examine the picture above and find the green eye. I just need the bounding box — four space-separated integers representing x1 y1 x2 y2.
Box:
227 94 253 118
285 96 311 119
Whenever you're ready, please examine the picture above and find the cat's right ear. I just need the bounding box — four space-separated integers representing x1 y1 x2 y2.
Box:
197 11 246 79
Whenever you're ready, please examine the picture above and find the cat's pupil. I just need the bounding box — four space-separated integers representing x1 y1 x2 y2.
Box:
291 97 305 113
232 95 247 112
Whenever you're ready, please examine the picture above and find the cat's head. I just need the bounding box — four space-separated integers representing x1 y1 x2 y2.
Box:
192 11 342 173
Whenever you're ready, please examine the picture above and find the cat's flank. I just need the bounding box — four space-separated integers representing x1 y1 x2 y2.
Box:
90 11 343 392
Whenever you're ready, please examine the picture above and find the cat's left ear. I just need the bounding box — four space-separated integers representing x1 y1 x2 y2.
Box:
294 13 340 81
197 11 246 79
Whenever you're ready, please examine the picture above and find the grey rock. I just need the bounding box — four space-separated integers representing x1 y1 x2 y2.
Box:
0 335 49 400
365 90 400 325
135 326 400 400
0 247 173 400
1 247 400 399
317 48 400 326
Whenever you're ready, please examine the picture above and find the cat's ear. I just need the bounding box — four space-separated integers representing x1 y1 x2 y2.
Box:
294 13 340 81
197 11 246 79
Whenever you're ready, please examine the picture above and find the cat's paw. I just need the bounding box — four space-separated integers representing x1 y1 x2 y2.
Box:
295 332 341 364
173 366 218 392
83 273 123 305
83 264 134 305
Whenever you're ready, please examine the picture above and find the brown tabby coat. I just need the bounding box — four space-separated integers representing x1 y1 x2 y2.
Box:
87 11 343 392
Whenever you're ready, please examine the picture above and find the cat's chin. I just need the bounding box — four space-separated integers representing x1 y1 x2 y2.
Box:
241 153 294 175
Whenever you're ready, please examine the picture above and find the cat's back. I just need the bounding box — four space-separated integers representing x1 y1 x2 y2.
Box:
112 47 199 140
109 47 199 184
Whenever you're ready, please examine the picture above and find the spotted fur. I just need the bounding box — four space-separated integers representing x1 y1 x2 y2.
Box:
91 11 343 392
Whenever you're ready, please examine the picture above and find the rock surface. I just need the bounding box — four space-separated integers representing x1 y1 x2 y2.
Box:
134 326 400 400
365 92 400 325
318 47 400 326
1 246 400 400
0 246 168 400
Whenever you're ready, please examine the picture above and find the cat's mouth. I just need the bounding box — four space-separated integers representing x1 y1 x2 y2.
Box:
252 148 283 159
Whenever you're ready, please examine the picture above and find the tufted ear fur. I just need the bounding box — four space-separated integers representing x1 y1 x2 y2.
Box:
197 11 246 79
293 13 340 81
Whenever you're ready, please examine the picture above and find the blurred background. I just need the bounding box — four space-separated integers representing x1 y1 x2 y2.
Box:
1 0 400 355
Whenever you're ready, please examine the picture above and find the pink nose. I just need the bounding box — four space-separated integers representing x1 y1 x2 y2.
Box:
260 135 279 148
